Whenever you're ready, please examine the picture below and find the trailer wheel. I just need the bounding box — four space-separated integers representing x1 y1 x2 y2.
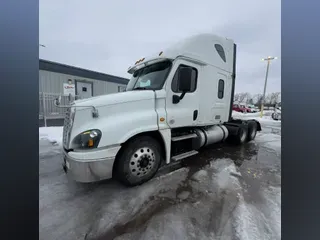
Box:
235 127 248 145
247 121 258 142
115 136 161 186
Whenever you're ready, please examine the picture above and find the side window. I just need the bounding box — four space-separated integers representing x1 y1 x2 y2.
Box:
172 65 198 93
218 79 224 99
214 44 226 62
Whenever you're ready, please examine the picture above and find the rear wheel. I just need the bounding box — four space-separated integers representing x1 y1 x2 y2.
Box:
115 136 162 186
233 127 248 145
247 121 258 141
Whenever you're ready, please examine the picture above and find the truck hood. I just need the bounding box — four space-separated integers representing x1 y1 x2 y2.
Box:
72 90 155 108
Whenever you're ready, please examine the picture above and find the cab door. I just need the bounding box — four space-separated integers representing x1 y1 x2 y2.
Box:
165 59 200 128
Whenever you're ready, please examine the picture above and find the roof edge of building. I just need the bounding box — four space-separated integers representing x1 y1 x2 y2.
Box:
39 59 129 85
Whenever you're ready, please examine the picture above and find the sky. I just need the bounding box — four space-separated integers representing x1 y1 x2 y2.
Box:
39 0 281 94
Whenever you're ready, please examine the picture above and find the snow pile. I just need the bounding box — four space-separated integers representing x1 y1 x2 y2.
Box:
262 186 281 239
39 127 63 145
232 110 281 124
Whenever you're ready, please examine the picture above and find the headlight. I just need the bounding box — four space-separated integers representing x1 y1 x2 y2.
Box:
72 129 102 149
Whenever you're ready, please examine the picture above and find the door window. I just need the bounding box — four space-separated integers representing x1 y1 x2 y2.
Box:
171 65 198 93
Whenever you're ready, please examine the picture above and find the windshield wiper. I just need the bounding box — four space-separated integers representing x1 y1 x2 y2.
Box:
132 87 148 90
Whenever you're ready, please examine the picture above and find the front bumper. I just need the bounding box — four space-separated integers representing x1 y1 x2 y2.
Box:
62 145 121 183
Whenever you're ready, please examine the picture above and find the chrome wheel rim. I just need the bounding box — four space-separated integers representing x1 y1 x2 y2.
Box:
129 147 156 177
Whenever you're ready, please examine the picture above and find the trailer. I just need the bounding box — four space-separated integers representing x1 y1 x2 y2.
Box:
56 33 261 186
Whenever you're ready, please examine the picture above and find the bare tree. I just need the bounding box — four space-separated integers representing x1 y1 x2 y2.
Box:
245 93 252 104
272 92 281 104
265 93 272 106
252 94 262 106
235 92 250 104
251 94 263 107
247 98 254 105
234 93 240 102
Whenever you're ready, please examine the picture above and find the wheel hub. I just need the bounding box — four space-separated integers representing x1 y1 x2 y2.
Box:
129 147 156 177
139 156 150 168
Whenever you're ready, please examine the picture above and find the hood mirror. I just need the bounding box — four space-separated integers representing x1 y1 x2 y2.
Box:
54 96 61 106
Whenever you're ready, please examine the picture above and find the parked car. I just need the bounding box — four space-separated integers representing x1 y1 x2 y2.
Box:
233 104 252 113
272 104 281 120
247 105 258 113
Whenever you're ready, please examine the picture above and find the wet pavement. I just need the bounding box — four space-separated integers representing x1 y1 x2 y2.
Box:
39 122 281 240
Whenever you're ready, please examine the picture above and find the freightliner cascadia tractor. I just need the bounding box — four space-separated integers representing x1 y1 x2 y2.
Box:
55 34 261 186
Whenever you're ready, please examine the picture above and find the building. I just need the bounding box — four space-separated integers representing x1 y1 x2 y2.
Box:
39 59 129 127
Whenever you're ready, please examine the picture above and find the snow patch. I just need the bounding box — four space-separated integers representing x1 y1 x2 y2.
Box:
191 169 208 182
213 159 241 190
256 133 281 151
262 186 281 239
233 201 271 240
177 191 191 200
39 127 63 145
232 110 281 124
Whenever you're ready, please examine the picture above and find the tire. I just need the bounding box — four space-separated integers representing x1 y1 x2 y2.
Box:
272 112 279 121
115 136 162 186
247 121 258 141
234 127 248 145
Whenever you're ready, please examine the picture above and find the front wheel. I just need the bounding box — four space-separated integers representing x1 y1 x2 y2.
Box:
114 136 162 186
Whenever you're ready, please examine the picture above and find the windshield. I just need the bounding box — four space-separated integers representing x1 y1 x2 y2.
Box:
126 60 172 91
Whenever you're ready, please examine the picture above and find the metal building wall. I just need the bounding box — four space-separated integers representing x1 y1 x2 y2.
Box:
39 70 127 96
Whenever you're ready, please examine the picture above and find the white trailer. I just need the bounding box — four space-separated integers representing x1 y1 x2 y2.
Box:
57 34 261 186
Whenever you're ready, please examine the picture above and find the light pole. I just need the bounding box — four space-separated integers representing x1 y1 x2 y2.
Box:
260 56 277 117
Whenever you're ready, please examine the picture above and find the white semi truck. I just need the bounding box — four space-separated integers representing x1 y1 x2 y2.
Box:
56 34 261 186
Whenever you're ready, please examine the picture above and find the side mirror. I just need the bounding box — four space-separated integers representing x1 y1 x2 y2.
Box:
54 96 61 106
178 67 193 92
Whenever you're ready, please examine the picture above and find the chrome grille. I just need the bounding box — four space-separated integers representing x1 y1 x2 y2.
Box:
63 108 72 149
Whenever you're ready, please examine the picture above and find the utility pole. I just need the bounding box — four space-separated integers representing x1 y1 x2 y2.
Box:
260 56 277 117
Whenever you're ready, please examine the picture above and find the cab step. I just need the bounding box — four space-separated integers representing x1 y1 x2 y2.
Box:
171 150 199 161
171 133 197 142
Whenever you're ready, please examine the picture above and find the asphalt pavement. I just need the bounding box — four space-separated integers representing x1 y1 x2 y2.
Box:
39 121 281 240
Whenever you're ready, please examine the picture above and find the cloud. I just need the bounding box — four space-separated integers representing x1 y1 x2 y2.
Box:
40 0 280 94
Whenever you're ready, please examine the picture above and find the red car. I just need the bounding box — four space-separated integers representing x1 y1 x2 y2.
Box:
233 104 252 113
